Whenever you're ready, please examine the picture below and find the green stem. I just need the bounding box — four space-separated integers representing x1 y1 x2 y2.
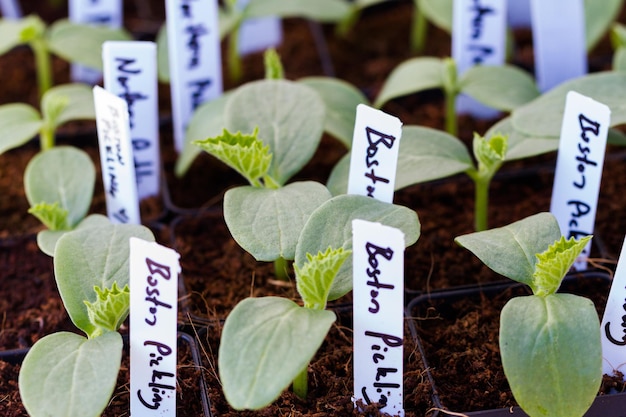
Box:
30 38 53 100
444 88 457 137
227 27 243 83
274 257 289 282
335 9 360 37
39 124 55 151
292 365 308 400
473 174 490 232
410 6 427 53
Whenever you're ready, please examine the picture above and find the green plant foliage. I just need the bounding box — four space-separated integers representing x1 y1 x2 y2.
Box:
0 104 43 154
374 57 444 108
27 202 69 231
84 283 130 336
295 194 420 300
19 331 123 417
417 0 452 32
36 214 110 257
295 247 351 309
224 79 325 185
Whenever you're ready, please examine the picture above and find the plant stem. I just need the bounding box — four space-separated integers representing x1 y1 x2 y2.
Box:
473 175 490 232
39 125 55 151
227 28 243 83
30 38 53 100
292 365 308 400
410 6 427 53
274 257 289 281
444 89 457 137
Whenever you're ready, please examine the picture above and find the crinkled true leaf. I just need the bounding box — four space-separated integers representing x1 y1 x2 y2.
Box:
48 19 132 70
42 83 96 129
244 0 350 22
374 57 444 108
473 132 507 176
28 202 69 231
224 181 332 261
295 247 351 310
512 72 626 137
194 128 273 187
298 76 369 148
19 331 123 417
219 297 335 410
460 65 539 112
264 48 284 80
326 125 472 195
84 282 130 335
295 194 420 300
417 0 452 31
224 79 325 185
532 235 592 296
176 92 231 177
24 146 95 228
54 223 154 336
455 212 562 286
0 103 42 154
36 214 110 257
500 294 602 417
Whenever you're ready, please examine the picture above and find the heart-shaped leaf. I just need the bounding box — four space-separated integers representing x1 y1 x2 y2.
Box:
36 214 110 257
0 103 42 154
374 57 444 108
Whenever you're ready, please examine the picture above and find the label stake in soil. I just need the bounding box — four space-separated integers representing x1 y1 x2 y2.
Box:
103 40 161 200
93 85 141 225
130 237 181 416
352 219 405 416
549 90 610 270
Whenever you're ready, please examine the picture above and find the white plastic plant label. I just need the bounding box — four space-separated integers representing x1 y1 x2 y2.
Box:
549 91 610 270
0 0 22 19
530 0 587 92
129 237 180 416
601 236 626 379
352 219 405 416
166 0 223 152
237 0 282 56
103 41 161 200
452 0 507 118
69 0 123 84
93 85 141 225
347 104 402 203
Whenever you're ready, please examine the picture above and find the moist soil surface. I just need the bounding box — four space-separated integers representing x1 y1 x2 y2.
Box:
1 1 626 416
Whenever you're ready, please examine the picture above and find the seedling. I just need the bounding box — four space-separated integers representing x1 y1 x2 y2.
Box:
455 212 602 417
19 222 155 417
218 246 350 409
0 83 95 153
24 146 108 256
0 15 131 99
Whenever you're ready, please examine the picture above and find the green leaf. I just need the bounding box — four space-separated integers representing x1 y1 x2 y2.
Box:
19 331 123 417
0 103 43 154
36 214 110 257
194 128 274 187
176 92 231 177
417 0 452 32
532 235 592 296
225 79 325 185
24 146 95 228
295 247 351 310
500 294 602 417
84 282 130 335
28 202 69 231
473 132 507 177
42 83 96 129
298 76 369 148
512 72 626 138
485 117 559 161
326 125 473 195
224 181 332 261
374 57 444 108
585 0 623 51
219 297 335 410
156 23 169 82
460 65 540 111
245 0 350 22
295 194 420 300
48 19 132 70
264 48 284 80
455 212 562 286
18 14 45 43
0 16 34 54
613 47 626 72
54 223 154 336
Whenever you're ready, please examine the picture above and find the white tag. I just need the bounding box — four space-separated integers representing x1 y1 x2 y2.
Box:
530 0 587 92
601 236 626 378
129 237 180 416
347 104 402 203
507 0 530 28
237 0 282 56
93 85 141 225
69 0 123 84
452 0 507 118
549 91 610 270
103 41 161 200
352 219 404 416
166 0 223 152
0 0 22 19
